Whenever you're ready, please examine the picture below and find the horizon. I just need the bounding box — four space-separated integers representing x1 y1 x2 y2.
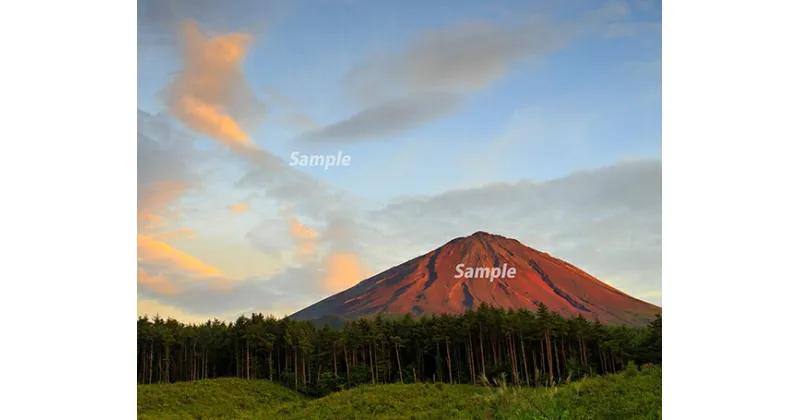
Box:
137 0 662 324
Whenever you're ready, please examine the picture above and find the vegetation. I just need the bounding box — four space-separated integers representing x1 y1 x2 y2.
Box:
138 364 662 419
137 378 306 420
137 303 661 397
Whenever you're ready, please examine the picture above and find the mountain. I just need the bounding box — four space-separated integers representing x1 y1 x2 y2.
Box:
291 232 661 325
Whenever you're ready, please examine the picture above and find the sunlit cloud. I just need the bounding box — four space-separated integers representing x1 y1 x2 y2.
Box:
287 215 319 262
323 252 370 293
138 234 225 279
227 203 249 214
165 19 265 147
137 268 178 296
149 227 196 242
138 180 190 231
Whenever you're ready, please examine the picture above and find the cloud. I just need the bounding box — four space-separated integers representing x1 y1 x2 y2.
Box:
140 158 660 317
138 234 226 279
164 21 352 216
137 0 287 49
137 110 202 232
299 1 629 144
138 269 178 297
359 159 662 304
228 203 249 214
140 18 361 317
286 112 319 130
164 20 266 148
245 209 370 298
149 227 196 242
345 20 566 102
323 252 369 293
138 180 189 230
298 92 463 143
287 214 320 262
140 266 327 316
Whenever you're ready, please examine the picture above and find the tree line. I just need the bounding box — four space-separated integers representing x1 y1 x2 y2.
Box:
137 303 661 396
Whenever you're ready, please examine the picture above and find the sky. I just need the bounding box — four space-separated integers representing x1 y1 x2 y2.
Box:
137 0 662 323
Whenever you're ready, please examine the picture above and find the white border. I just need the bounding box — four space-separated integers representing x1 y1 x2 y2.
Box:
1 0 799 418
665 0 800 417
1 0 136 418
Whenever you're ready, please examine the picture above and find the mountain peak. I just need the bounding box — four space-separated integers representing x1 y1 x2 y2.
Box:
461 231 508 242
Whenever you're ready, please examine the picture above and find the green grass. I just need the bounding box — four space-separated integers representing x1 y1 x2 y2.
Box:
137 378 307 420
138 365 661 419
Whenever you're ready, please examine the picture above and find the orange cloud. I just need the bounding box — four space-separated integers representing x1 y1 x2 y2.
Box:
173 96 250 146
166 20 262 147
149 227 196 242
138 180 189 231
323 252 369 293
137 268 178 296
138 234 225 279
285 214 319 262
228 203 249 214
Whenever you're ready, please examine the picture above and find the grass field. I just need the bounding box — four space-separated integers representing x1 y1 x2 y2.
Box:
138 364 661 419
137 378 307 419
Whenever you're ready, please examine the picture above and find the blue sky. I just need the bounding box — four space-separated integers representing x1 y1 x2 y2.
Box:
137 0 662 321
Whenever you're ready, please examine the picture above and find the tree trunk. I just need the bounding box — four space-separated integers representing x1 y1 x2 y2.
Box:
301 353 306 386
553 338 560 379
445 337 453 384
333 343 338 377
376 343 381 384
395 342 403 383
479 328 486 376
246 343 251 380
467 337 476 384
600 347 606 374
538 340 545 382
491 335 498 365
165 346 171 384
581 338 588 366
149 342 154 384
521 338 530 386
294 347 298 390
343 345 351 384
368 344 375 384
544 333 554 386
467 329 476 384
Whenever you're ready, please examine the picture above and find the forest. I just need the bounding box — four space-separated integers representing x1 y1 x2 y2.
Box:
137 303 662 396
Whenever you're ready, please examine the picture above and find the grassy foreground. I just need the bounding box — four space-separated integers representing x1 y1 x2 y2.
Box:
137 378 307 419
138 365 661 419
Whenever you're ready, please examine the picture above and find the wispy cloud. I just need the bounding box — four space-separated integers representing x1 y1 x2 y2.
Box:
299 1 629 144
298 92 462 143
360 159 662 305
165 20 265 147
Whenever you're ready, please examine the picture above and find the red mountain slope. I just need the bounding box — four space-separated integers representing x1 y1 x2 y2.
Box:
291 232 661 325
